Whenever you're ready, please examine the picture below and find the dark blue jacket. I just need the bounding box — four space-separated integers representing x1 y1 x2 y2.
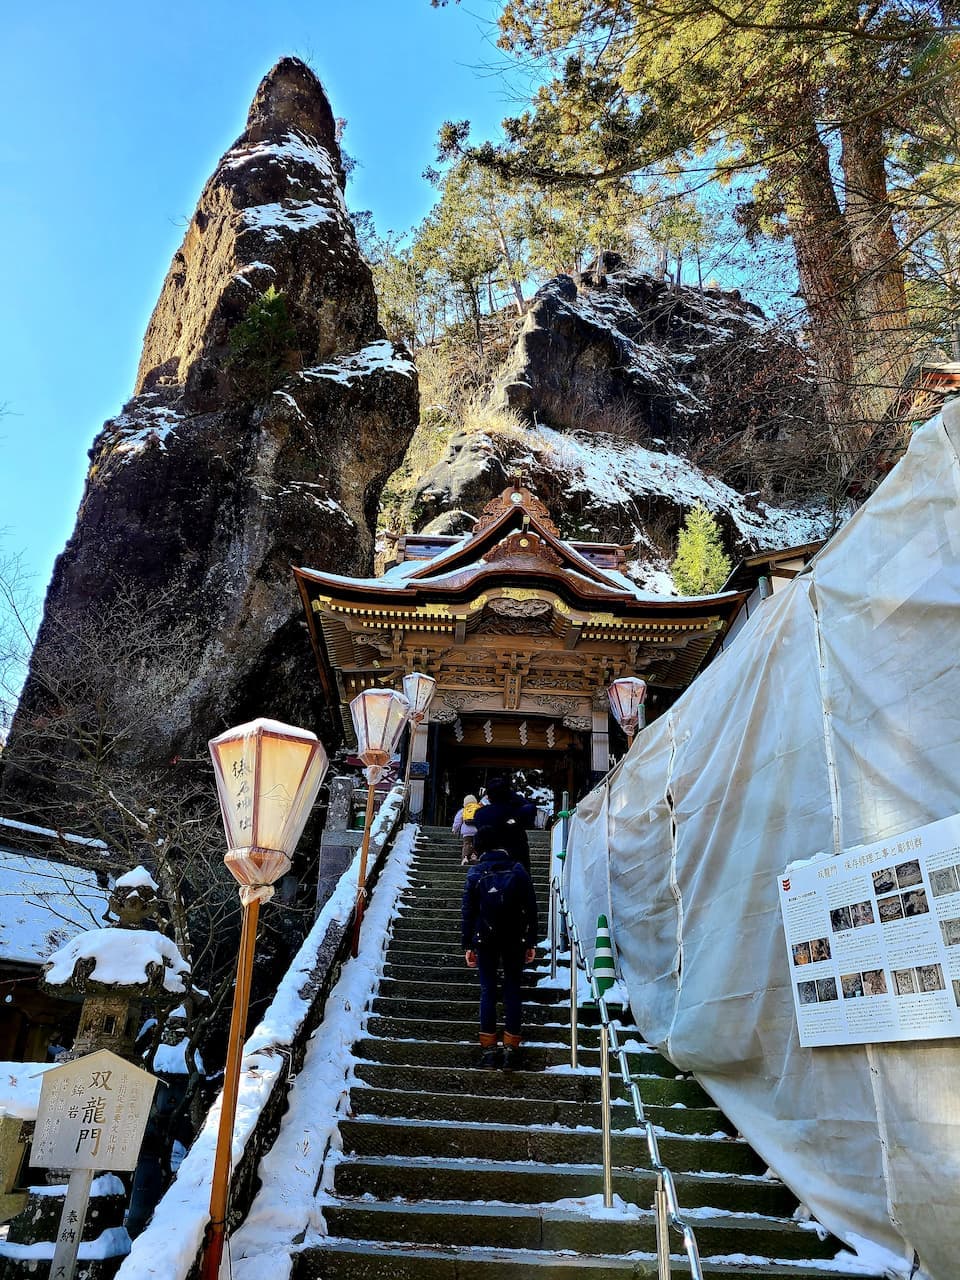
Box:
461 848 539 951
473 791 536 870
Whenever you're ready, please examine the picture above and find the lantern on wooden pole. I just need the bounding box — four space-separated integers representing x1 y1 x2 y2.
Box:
401 672 437 816
350 688 411 955
608 676 647 749
202 719 328 1280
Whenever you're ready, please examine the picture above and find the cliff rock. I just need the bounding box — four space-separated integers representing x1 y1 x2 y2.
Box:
408 265 833 584
5 58 418 790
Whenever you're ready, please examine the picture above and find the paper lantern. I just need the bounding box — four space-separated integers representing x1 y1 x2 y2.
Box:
350 688 411 770
607 677 648 738
209 718 328 893
402 672 437 723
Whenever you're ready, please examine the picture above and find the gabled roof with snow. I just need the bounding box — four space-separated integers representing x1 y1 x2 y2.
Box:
0 848 110 969
297 484 745 614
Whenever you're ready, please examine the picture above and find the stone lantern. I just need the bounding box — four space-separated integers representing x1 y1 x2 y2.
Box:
41 866 191 1062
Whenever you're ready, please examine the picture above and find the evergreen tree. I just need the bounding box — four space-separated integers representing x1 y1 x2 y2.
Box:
436 0 960 465
227 285 299 397
671 504 732 596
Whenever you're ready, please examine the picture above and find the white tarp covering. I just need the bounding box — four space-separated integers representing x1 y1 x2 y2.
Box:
564 402 960 1279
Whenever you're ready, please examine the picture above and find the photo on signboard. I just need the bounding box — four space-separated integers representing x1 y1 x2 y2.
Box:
878 894 905 923
903 889 930 917
816 977 839 1002
952 979 960 1008
841 973 864 999
830 906 853 933
798 980 819 1006
930 866 960 898
810 937 832 962
893 968 918 996
918 964 945 993
850 901 875 927
895 860 922 889
939 918 960 947
861 969 888 996
792 941 812 966
872 866 897 895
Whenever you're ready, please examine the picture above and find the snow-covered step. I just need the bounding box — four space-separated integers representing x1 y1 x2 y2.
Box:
352 1033 682 1077
350 1083 732 1135
296 1238 871 1280
330 1154 798 1216
352 1060 712 1108
339 1114 763 1175
322 1197 840 1262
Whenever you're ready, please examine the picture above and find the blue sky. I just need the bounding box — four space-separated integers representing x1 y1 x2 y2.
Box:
0 0 510 597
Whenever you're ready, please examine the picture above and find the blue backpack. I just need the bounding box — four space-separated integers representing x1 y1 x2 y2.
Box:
476 862 528 943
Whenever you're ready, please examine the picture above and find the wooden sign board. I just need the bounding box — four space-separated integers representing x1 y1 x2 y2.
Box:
32 1048 157 1172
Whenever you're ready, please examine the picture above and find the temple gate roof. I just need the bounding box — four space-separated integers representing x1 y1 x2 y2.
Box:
294 485 747 743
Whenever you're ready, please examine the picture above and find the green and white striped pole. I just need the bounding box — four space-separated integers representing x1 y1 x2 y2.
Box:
593 913 615 1000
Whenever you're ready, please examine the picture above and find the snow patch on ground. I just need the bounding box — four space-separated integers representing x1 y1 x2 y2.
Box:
0 1228 131 1261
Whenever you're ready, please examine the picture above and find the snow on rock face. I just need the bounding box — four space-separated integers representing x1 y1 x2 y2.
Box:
44 927 190 995
492 268 824 471
408 264 835 571
413 422 835 580
2 57 418 788
133 56 375 412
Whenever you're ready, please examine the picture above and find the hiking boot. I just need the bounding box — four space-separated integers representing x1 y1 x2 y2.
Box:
501 1045 524 1070
479 1046 500 1069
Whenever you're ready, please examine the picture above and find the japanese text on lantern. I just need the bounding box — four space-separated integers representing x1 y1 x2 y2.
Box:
233 756 253 832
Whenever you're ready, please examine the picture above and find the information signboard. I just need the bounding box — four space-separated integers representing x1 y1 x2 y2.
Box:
32 1048 157 1171
778 813 960 1048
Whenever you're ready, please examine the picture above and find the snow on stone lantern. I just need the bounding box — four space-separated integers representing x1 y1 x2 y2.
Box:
41 866 191 1062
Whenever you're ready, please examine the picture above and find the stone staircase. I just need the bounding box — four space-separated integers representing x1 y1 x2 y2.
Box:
296 825 873 1279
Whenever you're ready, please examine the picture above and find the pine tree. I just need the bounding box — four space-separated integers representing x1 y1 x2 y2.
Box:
227 285 299 397
671 504 732 596
439 0 959 465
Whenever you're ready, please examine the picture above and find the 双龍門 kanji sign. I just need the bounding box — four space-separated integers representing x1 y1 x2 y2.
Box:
32 1048 157 1172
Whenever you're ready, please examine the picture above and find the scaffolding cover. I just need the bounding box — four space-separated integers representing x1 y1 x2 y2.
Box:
564 403 960 1278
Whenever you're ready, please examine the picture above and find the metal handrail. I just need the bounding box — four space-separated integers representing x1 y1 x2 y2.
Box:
551 875 705 1280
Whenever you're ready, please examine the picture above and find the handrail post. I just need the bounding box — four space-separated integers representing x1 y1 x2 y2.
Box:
569 927 579 1070
549 877 558 982
599 1021 614 1208
656 1172 671 1280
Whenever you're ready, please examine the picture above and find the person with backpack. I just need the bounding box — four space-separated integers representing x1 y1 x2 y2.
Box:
461 824 539 1069
472 775 536 873
452 793 480 866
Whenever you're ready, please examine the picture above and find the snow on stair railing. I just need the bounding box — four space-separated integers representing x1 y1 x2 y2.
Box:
115 784 407 1280
552 872 704 1280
